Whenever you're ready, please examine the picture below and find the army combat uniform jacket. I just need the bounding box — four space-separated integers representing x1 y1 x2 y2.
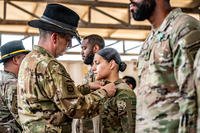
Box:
136 8 200 133
193 50 200 132
99 79 136 133
0 70 22 133
17 46 108 133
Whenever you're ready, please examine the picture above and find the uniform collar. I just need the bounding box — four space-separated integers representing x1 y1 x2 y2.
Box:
33 45 54 58
149 8 182 42
161 8 181 31
1 70 17 78
153 8 182 34
103 78 124 85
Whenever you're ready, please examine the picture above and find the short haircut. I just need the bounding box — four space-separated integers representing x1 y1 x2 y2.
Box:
83 34 105 49
39 29 71 38
123 76 136 89
39 29 53 38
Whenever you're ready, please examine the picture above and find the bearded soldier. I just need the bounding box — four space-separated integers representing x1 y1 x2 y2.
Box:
129 0 200 132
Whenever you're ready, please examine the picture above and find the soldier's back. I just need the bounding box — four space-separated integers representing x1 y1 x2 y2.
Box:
0 70 22 133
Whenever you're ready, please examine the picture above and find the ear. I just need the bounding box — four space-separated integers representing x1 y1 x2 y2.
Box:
12 56 20 65
51 32 58 48
93 44 100 53
109 60 116 70
129 84 133 89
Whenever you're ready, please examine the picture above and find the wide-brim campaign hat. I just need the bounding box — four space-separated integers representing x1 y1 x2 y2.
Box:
0 40 30 63
28 4 81 43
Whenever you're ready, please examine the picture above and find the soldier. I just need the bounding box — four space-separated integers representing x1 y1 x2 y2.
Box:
72 34 105 133
81 34 105 86
193 49 200 133
0 40 30 133
92 48 136 133
129 0 200 132
17 4 116 133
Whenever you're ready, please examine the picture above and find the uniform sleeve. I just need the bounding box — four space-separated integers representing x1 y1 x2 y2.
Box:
44 60 107 118
5 78 21 125
116 91 136 133
171 15 200 132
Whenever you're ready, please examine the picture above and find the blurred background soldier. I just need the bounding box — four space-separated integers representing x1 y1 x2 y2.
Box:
0 40 30 133
81 34 105 85
17 4 115 133
122 76 136 90
193 50 200 132
92 48 136 133
72 34 105 133
129 0 200 132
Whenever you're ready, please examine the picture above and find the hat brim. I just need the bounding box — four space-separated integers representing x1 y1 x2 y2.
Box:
28 20 80 42
0 50 30 63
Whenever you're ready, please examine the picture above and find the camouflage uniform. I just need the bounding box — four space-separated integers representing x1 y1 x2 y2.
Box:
136 8 200 133
99 79 136 133
17 45 108 133
194 50 200 132
72 68 100 133
0 70 22 133
82 68 95 85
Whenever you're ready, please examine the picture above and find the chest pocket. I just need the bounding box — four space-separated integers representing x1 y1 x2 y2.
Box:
151 33 173 68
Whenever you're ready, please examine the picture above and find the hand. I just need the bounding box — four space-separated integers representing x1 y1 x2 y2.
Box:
88 81 105 90
101 83 116 97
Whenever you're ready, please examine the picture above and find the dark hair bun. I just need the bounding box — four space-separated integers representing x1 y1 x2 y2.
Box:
119 62 127 72
98 48 126 72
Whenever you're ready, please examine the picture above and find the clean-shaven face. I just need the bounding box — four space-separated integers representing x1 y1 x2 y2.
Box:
92 54 111 80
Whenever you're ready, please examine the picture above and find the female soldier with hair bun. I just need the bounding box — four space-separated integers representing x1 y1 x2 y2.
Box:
92 48 136 133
